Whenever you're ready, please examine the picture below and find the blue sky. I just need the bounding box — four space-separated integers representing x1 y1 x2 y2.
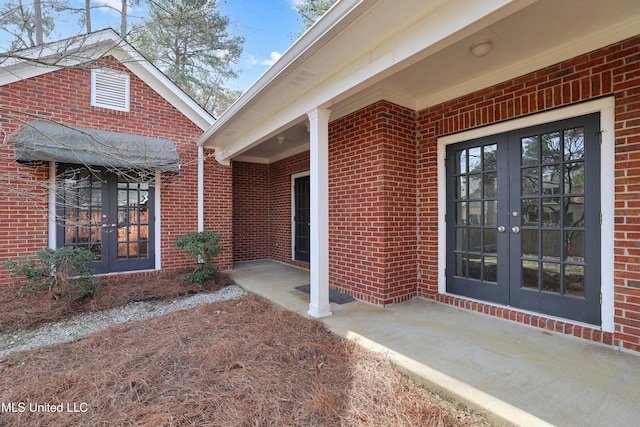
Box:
219 0 304 91
0 0 306 92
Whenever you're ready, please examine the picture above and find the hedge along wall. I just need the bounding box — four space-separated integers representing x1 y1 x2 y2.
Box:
416 35 640 352
0 57 232 288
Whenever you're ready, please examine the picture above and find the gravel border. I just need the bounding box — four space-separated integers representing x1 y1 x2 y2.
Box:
0 284 248 358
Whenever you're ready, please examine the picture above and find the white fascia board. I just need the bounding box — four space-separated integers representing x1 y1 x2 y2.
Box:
205 0 535 159
112 47 214 130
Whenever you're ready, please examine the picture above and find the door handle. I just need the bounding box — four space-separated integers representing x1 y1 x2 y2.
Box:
497 226 506 233
511 226 520 234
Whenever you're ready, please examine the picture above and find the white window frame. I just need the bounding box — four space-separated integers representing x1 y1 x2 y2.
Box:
90 69 130 112
437 97 615 332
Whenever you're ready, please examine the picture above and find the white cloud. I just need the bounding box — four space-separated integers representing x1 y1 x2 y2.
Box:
93 0 124 13
285 0 305 10
245 51 283 68
246 55 260 66
261 51 282 66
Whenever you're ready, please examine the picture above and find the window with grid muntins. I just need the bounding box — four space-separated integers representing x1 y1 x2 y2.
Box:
91 69 130 112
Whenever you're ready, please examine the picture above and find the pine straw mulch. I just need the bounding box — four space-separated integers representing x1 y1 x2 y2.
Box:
0 270 234 333
0 295 491 426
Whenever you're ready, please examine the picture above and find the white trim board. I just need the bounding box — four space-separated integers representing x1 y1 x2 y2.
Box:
436 98 616 333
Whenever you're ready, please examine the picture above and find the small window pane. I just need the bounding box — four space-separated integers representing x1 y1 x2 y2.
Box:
484 256 497 283
563 197 585 227
564 127 585 161
564 231 584 262
522 260 539 289
564 265 585 297
483 144 497 170
521 136 539 165
456 176 467 199
541 132 561 164
454 253 466 277
468 255 481 280
455 228 467 251
542 230 561 260
522 198 539 226
542 197 560 227
542 165 561 195
564 162 585 194
468 228 482 252
456 202 467 225
484 200 497 226
468 202 481 225
542 262 561 293
483 229 497 253
521 167 538 196
456 150 467 174
469 147 482 173
522 229 538 258
468 174 482 199
484 172 497 198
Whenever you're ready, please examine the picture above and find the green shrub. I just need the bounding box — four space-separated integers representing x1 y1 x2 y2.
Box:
3 247 98 300
174 231 223 284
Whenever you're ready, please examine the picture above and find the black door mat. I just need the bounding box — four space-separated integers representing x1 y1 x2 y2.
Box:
294 284 356 305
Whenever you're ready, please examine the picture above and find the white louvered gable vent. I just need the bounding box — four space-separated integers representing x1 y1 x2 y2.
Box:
91 69 130 112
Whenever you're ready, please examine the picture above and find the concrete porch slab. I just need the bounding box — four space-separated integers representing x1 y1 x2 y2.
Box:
227 260 640 427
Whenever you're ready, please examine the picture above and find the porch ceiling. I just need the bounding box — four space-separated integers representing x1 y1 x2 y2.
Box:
200 0 640 164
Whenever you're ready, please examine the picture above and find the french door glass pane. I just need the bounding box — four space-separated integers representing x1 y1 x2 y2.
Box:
60 167 104 260
452 142 499 283
117 178 150 260
519 125 587 296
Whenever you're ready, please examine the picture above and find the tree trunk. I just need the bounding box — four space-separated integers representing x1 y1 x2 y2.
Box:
120 0 127 38
34 0 43 45
85 0 92 33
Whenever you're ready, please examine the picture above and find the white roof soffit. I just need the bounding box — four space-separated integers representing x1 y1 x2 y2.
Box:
0 29 214 130
200 0 640 165
199 0 536 163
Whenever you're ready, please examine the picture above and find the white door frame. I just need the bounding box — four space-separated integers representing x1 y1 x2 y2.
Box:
437 97 615 332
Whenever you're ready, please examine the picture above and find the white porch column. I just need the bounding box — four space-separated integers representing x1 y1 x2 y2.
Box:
307 107 332 318
197 145 205 232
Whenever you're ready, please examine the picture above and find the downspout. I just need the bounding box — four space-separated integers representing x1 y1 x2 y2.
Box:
197 145 204 232
48 161 56 249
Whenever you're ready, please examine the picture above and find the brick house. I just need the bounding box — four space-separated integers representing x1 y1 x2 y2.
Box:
199 0 640 353
0 30 233 282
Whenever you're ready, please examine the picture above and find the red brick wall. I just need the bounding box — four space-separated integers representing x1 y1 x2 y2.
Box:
232 161 270 261
268 152 310 265
0 57 231 287
233 102 417 305
416 35 640 352
328 101 417 305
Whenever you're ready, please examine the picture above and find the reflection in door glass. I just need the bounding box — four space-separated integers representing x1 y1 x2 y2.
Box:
452 143 499 284
59 166 104 260
519 126 587 297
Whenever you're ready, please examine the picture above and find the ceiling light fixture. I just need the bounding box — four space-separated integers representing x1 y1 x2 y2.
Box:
470 40 493 58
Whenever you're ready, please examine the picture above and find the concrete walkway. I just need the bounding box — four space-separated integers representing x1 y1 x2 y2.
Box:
227 260 640 427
